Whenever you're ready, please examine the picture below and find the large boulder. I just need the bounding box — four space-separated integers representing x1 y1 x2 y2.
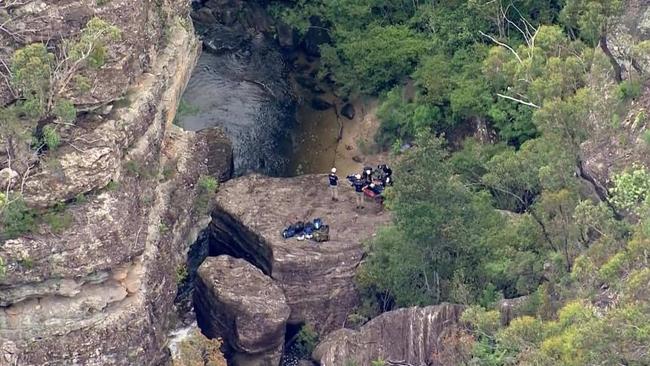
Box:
206 174 391 333
195 255 290 366
340 103 355 120
196 128 234 182
313 304 465 366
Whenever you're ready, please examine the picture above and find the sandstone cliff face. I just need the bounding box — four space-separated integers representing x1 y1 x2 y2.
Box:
206 174 391 334
313 304 465 366
0 4 231 364
0 0 186 107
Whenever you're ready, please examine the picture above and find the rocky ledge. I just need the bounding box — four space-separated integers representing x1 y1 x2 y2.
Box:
313 304 465 366
204 174 391 333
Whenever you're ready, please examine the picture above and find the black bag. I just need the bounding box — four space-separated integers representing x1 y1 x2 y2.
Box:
294 221 305 233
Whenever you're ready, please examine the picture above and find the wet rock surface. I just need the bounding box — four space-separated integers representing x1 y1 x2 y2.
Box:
195 255 290 366
196 128 234 182
313 304 465 366
205 174 391 333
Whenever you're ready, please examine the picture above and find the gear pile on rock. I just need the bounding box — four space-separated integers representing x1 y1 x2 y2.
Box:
281 218 329 242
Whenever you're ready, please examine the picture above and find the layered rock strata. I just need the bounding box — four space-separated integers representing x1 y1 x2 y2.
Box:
313 304 465 366
0 18 231 365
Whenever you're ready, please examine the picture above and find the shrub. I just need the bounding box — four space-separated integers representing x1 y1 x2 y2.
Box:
616 79 642 101
18 256 34 269
53 100 76 123
176 265 188 284
11 18 120 122
74 193 87 204
610 165 650 214
194 175 219 214
42 125 61 150
294 324 318 358
0 196 35 240
174 100 200 126
43 204 73 234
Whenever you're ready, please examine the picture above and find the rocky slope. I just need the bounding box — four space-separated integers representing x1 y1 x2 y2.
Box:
0 1 232 364
204 174 390 334
581 1 650 191
313 304 465 366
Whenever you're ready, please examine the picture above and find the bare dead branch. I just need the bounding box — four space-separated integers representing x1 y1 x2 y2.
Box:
496 93 540 108
479 30 523 64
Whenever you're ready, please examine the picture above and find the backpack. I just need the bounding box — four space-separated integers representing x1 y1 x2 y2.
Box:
282 225 296 239
312 225 330 242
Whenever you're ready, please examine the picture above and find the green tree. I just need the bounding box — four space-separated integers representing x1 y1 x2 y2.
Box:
10 17 120 122
610 165 650 216
320 24 429 95
361 136 504 306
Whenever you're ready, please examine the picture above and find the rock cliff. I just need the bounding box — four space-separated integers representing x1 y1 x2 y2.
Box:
205 174 391 333
0 1 231 364
0 0 185 107
580 0 650 195
313 304 465 366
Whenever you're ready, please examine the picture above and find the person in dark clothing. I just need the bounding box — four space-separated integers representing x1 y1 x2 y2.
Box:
328 167 339 201
362 166 373 185
351 174 366 208
368 183 382 195
378 164 393 187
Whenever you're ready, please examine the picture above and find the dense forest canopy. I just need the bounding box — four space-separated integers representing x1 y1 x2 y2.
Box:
272 0 650 364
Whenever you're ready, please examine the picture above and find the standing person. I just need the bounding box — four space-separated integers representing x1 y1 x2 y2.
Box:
328 168 339 201
362 166 373 185
351 174 366 209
